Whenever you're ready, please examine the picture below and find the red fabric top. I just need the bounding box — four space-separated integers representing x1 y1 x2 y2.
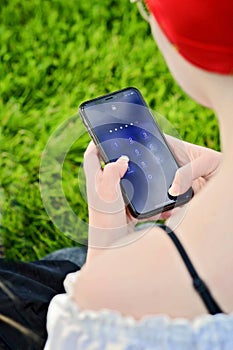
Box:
146 0 233 74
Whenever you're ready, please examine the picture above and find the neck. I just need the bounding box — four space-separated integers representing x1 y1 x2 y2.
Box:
205 73 233 167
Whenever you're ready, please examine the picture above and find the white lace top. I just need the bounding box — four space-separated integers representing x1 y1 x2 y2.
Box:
44 271 233 350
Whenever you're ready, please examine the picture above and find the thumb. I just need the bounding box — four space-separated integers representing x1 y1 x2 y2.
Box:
168 162 193 196
168 153 219 196
98 155 129 202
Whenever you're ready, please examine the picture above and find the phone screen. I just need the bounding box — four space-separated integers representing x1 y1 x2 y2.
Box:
79 87 192 218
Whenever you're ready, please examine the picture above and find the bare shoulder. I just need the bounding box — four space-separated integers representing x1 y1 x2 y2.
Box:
72 225 207 319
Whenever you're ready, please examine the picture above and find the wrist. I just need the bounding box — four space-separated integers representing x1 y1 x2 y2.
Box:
88 207 128 248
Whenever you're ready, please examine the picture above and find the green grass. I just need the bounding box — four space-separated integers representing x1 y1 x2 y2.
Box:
0 0 220 261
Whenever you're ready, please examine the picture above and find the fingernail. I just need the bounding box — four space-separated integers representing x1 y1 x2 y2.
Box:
118 155 129 162
168 184 180 196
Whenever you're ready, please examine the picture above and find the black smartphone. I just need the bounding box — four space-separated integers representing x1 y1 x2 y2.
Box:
79 87 193 218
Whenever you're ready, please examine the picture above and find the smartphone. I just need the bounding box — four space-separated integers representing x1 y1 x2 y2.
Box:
79 87 193 218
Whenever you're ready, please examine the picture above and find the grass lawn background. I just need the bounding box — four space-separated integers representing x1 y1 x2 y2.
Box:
0 0 220 260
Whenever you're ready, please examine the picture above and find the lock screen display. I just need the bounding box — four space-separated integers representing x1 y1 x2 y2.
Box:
80 88 192 217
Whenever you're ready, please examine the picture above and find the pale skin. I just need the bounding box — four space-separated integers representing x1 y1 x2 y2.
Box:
72 14 233 320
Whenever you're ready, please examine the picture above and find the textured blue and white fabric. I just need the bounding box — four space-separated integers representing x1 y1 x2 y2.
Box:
44 271 233 350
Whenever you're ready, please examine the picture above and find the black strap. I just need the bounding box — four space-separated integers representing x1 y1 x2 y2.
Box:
160 224 223 315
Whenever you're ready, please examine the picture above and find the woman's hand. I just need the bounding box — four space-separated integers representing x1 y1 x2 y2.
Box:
84 141 132 253
166 135 222 196
126 136 222 224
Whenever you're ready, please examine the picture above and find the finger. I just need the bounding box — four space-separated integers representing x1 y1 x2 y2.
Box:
140 207 178 222
165 134 190 165
104 155 129 180
168 163 192 196
168 154 220 196
83 141 101 179
98 156 129 202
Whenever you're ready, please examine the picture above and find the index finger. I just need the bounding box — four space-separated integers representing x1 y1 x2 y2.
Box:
83 141 101 177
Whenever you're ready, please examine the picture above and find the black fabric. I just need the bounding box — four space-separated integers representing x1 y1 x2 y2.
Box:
0 259 79 350
160 224 223 315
